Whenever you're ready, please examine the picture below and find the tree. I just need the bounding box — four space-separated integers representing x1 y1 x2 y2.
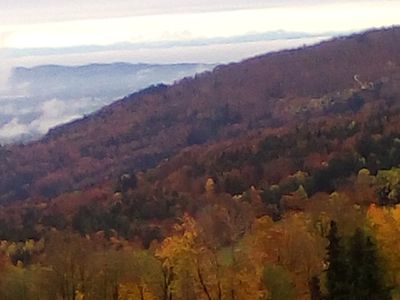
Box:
368 204 400 288
325 221 349 300
308 276 322 300
43 232 94 300
88 250 131 300
0 264 34 300
262 264 295 300
362 236 390 300
348 229 390 300
376 168 400 205
326 221 390 300
124 250 166 300
155 214 199 300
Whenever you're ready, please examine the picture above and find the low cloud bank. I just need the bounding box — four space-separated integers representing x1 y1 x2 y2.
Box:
0 97 97 143
0 63 213 144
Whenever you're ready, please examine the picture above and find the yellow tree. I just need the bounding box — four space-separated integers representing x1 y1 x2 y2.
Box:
156 210 263 300
155 214 200 300
118 250 165 300
43 231 94 300
276 213 325 298
367 204 400 289
196 202 263 300
246 213 325 299
87 249 132 300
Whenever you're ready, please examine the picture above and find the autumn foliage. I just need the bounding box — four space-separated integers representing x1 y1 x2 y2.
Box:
0 28 399 299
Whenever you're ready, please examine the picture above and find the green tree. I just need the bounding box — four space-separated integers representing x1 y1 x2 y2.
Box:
262 264 295 300
348 229 390 300
325 221 349 300
326 223 390 300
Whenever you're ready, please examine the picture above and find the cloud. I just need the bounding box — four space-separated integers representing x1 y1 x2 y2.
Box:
0 118 29 140
2 1 399 49
6 36 329 67
29 99 81 134
0 0 300 24
0 60 218 144
0 55 14 96
0 1 382 25
0 98 88 143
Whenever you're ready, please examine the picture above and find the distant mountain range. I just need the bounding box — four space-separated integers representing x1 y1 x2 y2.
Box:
0 62 214 143
5 30 335 58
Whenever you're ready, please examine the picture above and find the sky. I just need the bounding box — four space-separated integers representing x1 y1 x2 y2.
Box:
0 0 398 92
1 0 399 64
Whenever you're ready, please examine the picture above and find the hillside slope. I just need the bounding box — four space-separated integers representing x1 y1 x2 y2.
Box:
1 27 400 202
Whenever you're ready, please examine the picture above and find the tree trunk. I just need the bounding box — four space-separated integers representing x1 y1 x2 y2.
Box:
139 284 145 300
197 264 212 300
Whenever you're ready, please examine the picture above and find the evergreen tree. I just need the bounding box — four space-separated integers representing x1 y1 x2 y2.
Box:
326 225 391 300
348 229 390 300
363 236 391 300
348 228 365 300
325 220 350 300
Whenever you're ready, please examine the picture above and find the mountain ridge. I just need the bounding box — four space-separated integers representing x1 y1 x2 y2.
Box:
0 27 400 203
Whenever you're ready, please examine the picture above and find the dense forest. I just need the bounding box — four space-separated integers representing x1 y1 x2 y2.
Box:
0 27 400 299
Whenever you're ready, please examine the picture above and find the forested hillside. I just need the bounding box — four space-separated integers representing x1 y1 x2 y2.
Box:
1 27 399 202
0 27 400 299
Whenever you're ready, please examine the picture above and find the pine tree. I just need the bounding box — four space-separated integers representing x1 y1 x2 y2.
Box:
325 220 350 300
364 236 391 299
348 231 390 300
329 226 391 300
348 228 365 300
